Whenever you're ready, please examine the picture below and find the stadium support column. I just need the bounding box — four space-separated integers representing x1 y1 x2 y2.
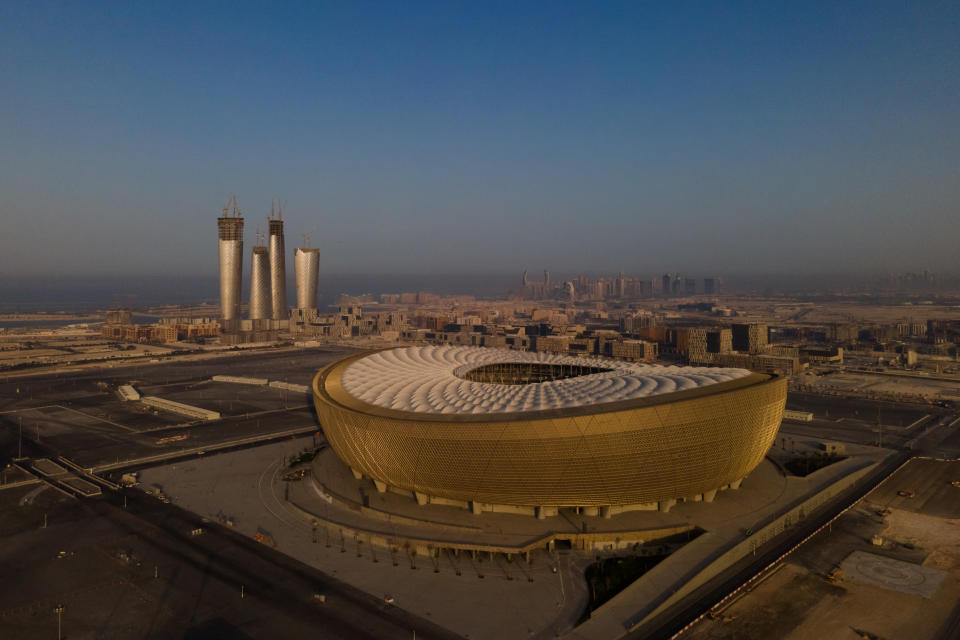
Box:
536 506 558 519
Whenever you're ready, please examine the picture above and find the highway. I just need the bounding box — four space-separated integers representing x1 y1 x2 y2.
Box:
92 424 319 472
630 451 909 640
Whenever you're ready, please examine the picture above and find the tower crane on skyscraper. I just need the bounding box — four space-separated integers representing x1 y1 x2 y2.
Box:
222 194 239 218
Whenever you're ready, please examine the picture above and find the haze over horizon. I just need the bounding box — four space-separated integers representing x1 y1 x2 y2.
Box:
2 1 958 280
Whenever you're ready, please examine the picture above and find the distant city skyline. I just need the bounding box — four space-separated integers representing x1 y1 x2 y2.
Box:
1 2 958 278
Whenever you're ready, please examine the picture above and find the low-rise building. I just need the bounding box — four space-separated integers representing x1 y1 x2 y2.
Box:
535 335 570 354
799 346 844 364
732 323 770 354
712 353 804 377
150 325 179 343
603 339 658 362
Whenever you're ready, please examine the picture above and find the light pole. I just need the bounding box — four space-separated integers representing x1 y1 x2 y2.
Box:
54 604 64 639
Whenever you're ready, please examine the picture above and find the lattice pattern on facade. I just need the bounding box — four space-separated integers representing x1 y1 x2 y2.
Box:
313 347 787 508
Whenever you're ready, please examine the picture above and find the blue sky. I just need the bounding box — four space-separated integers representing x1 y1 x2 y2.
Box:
1 1 958 278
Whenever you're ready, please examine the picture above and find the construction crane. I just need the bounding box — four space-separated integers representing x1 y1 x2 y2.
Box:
221 194 239 217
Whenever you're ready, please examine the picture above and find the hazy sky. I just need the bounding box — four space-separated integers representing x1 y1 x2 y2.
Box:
1 1 958 279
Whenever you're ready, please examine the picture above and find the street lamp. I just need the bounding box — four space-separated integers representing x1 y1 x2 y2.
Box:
54 604 64 640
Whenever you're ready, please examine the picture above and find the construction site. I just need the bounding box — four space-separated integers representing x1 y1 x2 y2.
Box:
215 198 321 345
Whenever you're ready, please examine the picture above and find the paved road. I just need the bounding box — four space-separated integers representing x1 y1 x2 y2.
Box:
936 601 960 640
5 434 460 638
0 346 353 469
630 452 908 640
94 487 462 640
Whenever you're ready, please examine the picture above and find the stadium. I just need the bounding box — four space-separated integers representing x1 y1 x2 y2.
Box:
312 346 787 515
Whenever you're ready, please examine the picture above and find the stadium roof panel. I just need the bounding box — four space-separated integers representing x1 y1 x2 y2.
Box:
340 345 752 415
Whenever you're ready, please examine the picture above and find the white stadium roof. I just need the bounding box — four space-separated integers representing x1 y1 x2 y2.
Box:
340 345 752 415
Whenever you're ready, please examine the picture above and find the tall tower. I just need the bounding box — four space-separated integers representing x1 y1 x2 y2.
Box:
217 197 244 329
704 277 719 295
522 269 528 287
544 270 551 288
294 246 320 310
268 204 287 321
249 230 271 320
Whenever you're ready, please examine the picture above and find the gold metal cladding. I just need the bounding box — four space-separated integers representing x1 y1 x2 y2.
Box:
313 349 787 508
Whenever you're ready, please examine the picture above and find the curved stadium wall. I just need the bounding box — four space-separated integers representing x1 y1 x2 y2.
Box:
312 346 787 510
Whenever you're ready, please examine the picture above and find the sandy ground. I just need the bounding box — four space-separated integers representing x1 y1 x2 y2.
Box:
806 372 960 400
683 460 960 640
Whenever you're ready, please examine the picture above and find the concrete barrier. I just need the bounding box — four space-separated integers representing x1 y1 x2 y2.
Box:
212 375 269 386
141 396 220 421
269 381 309 393
117 385 141 401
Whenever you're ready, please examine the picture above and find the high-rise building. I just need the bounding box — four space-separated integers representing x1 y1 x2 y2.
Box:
684 277 697 296
522 270 528 287
268 215 287 321
217 198 244 327
662 274 671 296
105 309 133 325
617 272 626 298
249 245 271 320
593 279 607 300
620 311 657 333
294 247 320 310
633 279 652 298
544 270 551 288
704 277 719 295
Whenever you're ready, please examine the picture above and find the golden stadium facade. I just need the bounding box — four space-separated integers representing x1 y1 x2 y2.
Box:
312 346 786 515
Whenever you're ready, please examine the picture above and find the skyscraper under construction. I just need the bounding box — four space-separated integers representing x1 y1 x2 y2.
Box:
217 197 244 330
294 246 319 310
249 235 271 320
268 210 287 321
